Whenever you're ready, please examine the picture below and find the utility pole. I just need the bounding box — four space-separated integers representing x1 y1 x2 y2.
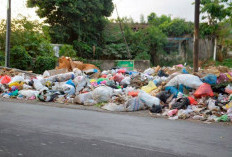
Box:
193 0 200 72
115 4 131 59
5 0 11 67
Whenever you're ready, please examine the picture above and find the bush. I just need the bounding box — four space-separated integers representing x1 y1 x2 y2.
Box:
134 51 151 60
10 46 32 70
59 44 76 57
33 56 57 74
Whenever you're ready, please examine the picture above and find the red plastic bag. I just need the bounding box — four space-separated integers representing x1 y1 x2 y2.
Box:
194 83 214 98
113 73 124 83
1 75 11 84
128 91 139 97
118 69 126 73
188 96 198 105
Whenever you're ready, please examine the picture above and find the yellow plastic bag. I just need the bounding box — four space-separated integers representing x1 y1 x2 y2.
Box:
9 81 24 88
225 102 232 110
141 81 157 93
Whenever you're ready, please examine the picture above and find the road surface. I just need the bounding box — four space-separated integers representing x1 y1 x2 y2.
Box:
0 101 231 157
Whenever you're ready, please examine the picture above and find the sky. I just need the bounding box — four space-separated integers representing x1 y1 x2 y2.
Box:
0 0 195 22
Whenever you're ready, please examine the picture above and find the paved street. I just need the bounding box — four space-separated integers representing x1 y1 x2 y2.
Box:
0 101 231 157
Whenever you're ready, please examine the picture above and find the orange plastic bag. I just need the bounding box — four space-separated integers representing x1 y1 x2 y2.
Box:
194 83 214 98
1 75 11 84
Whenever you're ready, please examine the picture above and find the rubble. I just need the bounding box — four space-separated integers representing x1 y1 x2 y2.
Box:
0 59 232 123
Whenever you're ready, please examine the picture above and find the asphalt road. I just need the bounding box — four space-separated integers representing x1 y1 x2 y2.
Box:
0 101 231 157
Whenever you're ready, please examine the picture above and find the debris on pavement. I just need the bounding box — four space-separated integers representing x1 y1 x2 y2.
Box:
1 57 232 123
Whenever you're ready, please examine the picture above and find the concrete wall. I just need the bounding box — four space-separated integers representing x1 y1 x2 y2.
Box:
88 60 150 71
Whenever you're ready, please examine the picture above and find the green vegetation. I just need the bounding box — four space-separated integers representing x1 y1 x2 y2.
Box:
33 56 57 74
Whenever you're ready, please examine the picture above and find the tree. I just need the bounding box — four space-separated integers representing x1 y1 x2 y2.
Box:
200 0 232 60
140 14 146 24
27 0 114 48
0 16 53 58
160 18 193 37
147 13 193 37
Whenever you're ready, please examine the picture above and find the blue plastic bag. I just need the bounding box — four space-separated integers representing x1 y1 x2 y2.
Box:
201 74 217 85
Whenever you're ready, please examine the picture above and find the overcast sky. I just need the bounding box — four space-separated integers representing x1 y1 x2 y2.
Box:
0 0 195 22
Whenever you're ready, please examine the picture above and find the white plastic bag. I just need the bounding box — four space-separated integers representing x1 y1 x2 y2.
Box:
18 90 39 98
124 97 145 111
166 74 203 89
207 98 220 111
102 103 125 112
92 86 113 103
33 79 48 91
62 84 75 95
120 77 131 85
138 91 160 108
74 92 94 104
144 68 155 75
9 75 24 84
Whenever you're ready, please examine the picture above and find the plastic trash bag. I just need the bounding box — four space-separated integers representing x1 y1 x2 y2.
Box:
18 90 39 98
144 68 155 75
120 77 131 86
165 86 179 97
182 68 189 74
38 90 60 102
217 72 232 84
141 81 157 93
92 86 113 103
75 76 90 94
166 74 203 89
225 84 232 94
171 97 190 109
113 73 124 83
9 75 24 84
156 91 171 103
74 92 96 105
138 91 160 108
0 75 11 84
217 115 230 122
33 79 48 92
102 103 125 112
45 72 75 82
124 97 146 111
201 74 217 85
207 98 220 111
23 84 32 89
194 83 214 98
62 84 75 95
150 105 162 113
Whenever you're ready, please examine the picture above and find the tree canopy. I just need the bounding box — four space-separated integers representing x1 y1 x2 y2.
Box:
27 0 114 45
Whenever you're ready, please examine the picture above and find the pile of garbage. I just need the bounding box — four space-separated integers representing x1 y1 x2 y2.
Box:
0 60 232 123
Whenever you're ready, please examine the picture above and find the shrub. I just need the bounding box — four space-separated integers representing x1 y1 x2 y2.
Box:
33 56 57 74
59 44 76 57
10 46 32 70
